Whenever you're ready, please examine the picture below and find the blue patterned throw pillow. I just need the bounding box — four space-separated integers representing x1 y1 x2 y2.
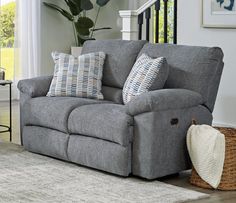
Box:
47 52 106 100
123 54 169 104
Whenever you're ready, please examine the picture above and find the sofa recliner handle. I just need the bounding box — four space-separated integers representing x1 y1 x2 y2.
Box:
170 118 179 126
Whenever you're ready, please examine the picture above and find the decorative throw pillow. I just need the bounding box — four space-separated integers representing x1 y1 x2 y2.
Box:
47 52 106 100
123 54 169 104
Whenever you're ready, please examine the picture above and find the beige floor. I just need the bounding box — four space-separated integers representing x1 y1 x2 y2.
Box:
0 101 236 202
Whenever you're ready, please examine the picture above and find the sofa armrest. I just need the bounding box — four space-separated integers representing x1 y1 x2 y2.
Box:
125 89 204 116
17 76 53 98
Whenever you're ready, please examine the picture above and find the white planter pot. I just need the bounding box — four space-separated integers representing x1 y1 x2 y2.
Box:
71 47 83 57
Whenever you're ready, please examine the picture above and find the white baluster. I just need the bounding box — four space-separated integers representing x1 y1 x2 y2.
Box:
119 10 139 40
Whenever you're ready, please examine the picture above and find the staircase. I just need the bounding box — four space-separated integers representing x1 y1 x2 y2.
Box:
119 0 177 44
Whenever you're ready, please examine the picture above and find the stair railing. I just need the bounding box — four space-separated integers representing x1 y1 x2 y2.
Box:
119 0 177 44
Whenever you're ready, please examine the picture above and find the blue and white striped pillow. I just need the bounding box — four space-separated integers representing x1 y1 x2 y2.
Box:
123 54 169 104
47 52 106 100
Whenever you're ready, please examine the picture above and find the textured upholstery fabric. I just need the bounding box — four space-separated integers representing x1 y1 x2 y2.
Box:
23 97 109 133
19 92 32 145
18 76 53 143
132 105 213 179
82 40 147 88
68 104 133 146
18 40 224 180
123 54 169 104
139 43 224 112
47 52 105 99
102 86 123 104
17 76 53 97
23 126 69 160
18 76 54 145
67 135 131 176
126 89 204 116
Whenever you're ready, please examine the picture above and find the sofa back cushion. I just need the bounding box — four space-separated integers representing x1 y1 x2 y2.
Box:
101 86 123 104
82 40 146 103
138 43 224 112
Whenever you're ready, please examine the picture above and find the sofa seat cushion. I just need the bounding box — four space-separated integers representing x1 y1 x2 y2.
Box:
23 97 109 133
68 104 133 146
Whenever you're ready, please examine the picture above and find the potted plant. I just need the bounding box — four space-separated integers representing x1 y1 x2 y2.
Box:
44 0 111 56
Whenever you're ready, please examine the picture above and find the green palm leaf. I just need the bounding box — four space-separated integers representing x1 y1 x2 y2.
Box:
72 0 93 11
96 0 110 7
75 17 94 36
43 2 74 21
64 0 82 16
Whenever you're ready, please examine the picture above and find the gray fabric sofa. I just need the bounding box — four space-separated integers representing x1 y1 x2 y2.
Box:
17 40 224 180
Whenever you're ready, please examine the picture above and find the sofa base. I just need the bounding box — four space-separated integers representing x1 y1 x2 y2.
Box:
23 126 69 161
23 103 212 180
22 126 131 177
68 135 131 176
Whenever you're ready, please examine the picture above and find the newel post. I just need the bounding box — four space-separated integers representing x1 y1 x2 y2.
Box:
119 10 139 40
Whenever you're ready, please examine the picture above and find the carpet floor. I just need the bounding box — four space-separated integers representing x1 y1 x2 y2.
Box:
0 143 209 203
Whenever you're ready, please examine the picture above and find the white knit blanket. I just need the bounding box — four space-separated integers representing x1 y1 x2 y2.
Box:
187 125 225 188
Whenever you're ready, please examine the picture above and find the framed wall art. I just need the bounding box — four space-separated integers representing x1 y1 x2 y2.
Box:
202 0 236 28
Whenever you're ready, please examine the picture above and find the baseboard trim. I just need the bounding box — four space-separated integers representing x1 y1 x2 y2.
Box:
213 122 236 128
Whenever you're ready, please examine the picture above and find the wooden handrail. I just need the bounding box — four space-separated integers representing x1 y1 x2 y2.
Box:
136 0 158 15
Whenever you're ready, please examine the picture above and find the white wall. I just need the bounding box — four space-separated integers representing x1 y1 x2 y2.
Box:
178 0 236 127
40 0 75 76
128 0 150 9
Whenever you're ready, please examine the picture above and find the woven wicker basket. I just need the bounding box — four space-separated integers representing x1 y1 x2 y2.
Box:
190 127 236 191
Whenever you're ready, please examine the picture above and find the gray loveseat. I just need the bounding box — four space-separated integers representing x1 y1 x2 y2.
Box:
18 40 224 180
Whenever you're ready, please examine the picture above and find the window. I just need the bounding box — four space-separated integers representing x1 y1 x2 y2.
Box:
0 0 16 80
